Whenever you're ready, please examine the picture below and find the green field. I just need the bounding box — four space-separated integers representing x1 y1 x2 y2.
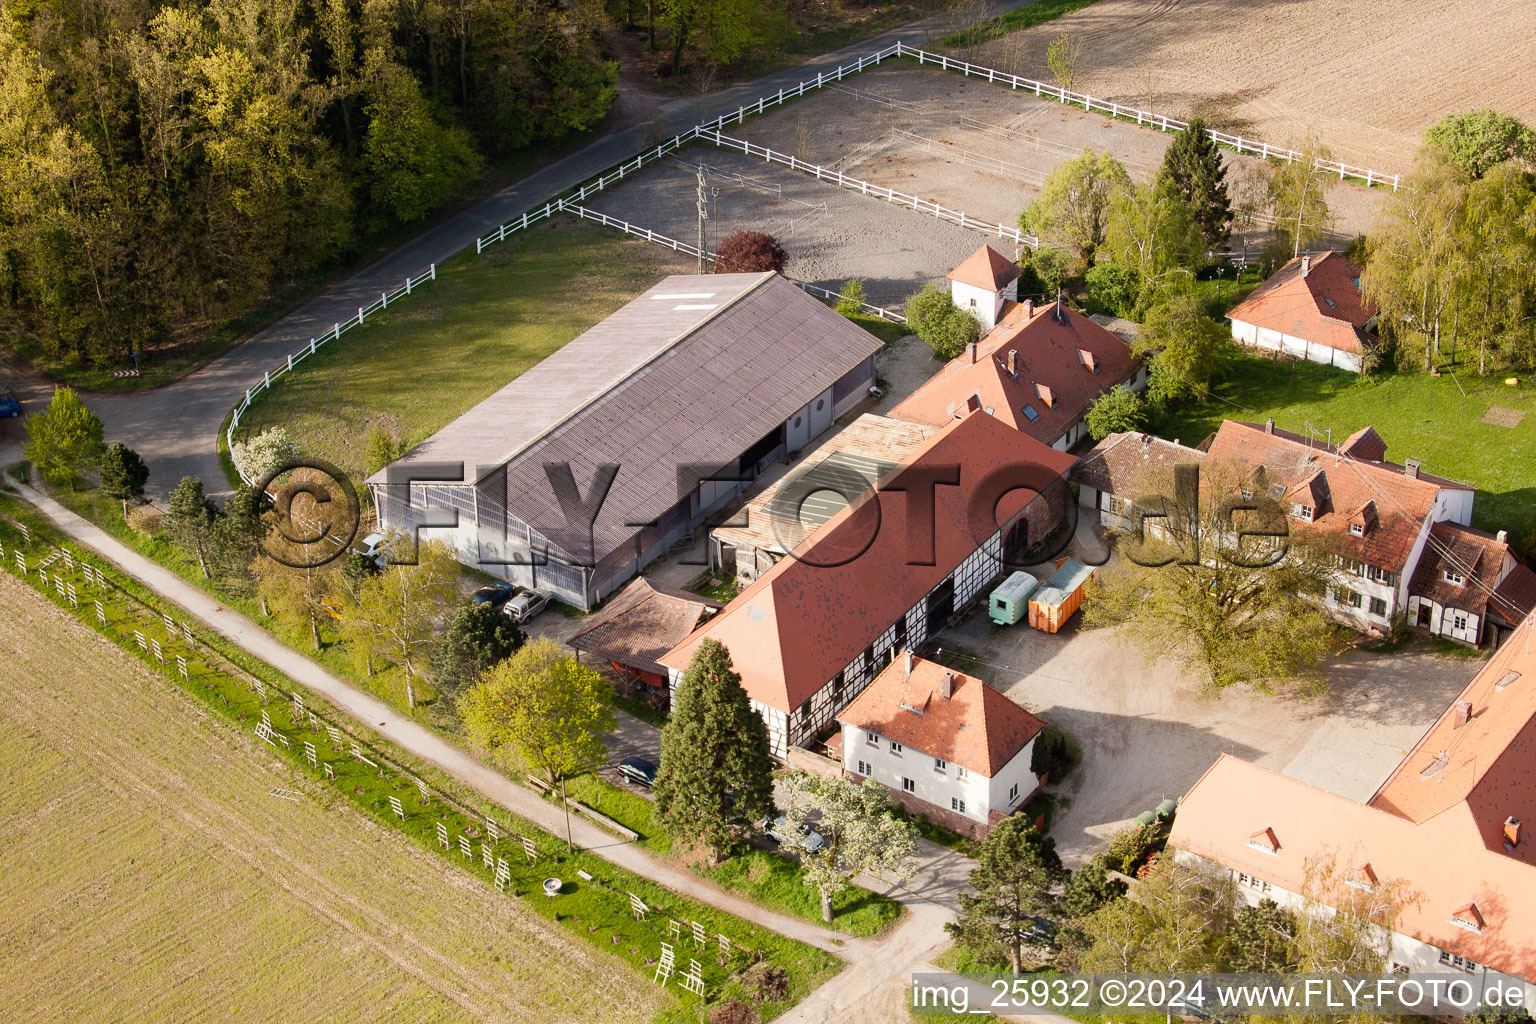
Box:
1149 354 1536 555
240 219 696 484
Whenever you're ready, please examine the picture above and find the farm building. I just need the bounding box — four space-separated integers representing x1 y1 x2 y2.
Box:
891 296 1144 452
567 578 721 696
838 653 1044 840
1407 523 1536 648
366 272 881 609
1172 613 1536 1010
1071 431 1207 531
660 408 1077 758
1226 252 1378 373
708 413 940 586
947 245 1020 332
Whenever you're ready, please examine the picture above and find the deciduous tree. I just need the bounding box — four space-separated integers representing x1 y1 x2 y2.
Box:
905 282 980 359
946 817 1064 975
336 535 458 708
1071 855 1235 972
1020 150 1131 265
714 229 786 274
1084 386 1146 440
1103 179 1205 307
654 639 776 862
1080 459 1344 694
1226 899 1299 972
779 771 918 922
23 386 105 490
1268 137 1336 257
458 636 614 783
1424 109 1536 179
1136 289 1236 405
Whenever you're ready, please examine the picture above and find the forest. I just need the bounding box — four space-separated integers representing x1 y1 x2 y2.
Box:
0 0 617 369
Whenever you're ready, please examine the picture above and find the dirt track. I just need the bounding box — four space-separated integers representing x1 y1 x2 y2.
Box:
958 0 1536 173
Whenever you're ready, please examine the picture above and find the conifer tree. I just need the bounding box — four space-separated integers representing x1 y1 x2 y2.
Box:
1159 118 1234 246
947 816 1064 974
654 639 775 862
99 442 149 510
165 476 217 577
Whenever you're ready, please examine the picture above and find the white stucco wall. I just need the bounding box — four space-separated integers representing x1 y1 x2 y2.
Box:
1232 318 1363 374
952 281 1004 332
841 723 1038 824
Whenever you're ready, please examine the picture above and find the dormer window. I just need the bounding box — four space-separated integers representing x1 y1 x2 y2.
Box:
1443 570 1466 587
1347 863 1377 891
1247 827 1280 854
1349 522 1363 537
1290 504 1314 521
1241 489 1254 502
1449 903 1485 933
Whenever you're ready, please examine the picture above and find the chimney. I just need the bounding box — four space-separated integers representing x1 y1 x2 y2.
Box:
939 671 954 700
904 650 914 677
1455 699 1474 726
1405 458 1421 479
1506 816 1523 848
1497 529 1509 545
1300 255 1312 278
1007 349 1018 376
1265 417 1275 434
1022 299 1034 319
968 341 977 364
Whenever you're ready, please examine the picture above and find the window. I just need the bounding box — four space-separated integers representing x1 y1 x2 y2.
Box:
1235 872 1274 894
1370 597 1388 617
1439 950 1479 973
1107 495 1133 518
902 777 915 794
1443 570 1466 586
1453 613 1469 630
1240 488 1254 501
951 797 966 814
1349 522 1363 537
1009 782 1019 802
1391 963 1410 975
1339 589 1363 609
866 731 880 747
857 760 873 777
890 740 903 755
1371 566 1396 586
969 297 977 309
957 766 969 781
1021 404 1039 421
1290 503 1313 521
933 758 947 773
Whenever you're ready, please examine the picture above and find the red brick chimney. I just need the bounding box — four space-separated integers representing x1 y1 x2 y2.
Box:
968 341 977 364
1455 699 1474 726
1405 459 1421 479
1505 816 1523 848
939 671 953 700
1007 349 1018 376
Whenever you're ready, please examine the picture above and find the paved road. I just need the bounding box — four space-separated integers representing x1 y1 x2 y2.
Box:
65 4 1034 500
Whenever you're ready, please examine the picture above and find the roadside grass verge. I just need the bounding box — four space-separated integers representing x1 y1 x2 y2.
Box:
0 493 840 1022
563 774 905 938
238 218 695 484
1148 354 1536 556
939 0 1102 47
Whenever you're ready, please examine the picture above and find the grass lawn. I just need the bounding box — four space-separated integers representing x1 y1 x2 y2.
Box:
239 218 695 484
940 0 1102 47
0 495 841 1022
1149 354 1536 556
563 774 905 939
687 570 742 604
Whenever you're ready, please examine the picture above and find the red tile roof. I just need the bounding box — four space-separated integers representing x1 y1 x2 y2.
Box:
659 410 1077 713
1492 565 1536 629
1175 617 1536 979
568 578 720 676
1409 522 1522 617
947 245 1022 292
1227 251 1377 354
837 656 1044 777
890 303 1140 447
1205 420 1463 573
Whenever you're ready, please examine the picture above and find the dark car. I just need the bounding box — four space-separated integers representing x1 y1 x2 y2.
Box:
472 581 517 608
614 757 658 788
0 387 20 419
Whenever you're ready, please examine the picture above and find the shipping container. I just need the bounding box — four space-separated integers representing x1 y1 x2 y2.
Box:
1027 558 1095 633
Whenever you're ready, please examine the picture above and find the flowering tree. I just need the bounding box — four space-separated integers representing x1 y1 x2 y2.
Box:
231 427 301 483
778 771 917 921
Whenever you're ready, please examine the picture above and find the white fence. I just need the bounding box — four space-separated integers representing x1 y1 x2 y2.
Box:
226 263 436 480
230 37 1400 483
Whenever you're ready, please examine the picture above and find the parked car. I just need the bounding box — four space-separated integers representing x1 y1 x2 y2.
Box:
358 532 388 564
503 589 550 623
614 757 657 788
0 387 20 419
761 816 826 853
472 581 517 608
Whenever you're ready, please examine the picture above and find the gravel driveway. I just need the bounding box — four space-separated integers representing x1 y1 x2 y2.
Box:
938 608 1483 866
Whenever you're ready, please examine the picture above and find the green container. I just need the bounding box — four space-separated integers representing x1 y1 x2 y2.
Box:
1133 810 1157 827
989 571 1039 626
1155 798 1178 821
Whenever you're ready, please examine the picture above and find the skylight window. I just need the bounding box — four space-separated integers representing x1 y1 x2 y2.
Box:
1021 404 1039 421
1323 296 1337 308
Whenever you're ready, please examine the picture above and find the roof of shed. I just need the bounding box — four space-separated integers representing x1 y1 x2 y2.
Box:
567 577 720 676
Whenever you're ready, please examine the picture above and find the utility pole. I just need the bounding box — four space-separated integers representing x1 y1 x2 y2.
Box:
696 163 709 275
